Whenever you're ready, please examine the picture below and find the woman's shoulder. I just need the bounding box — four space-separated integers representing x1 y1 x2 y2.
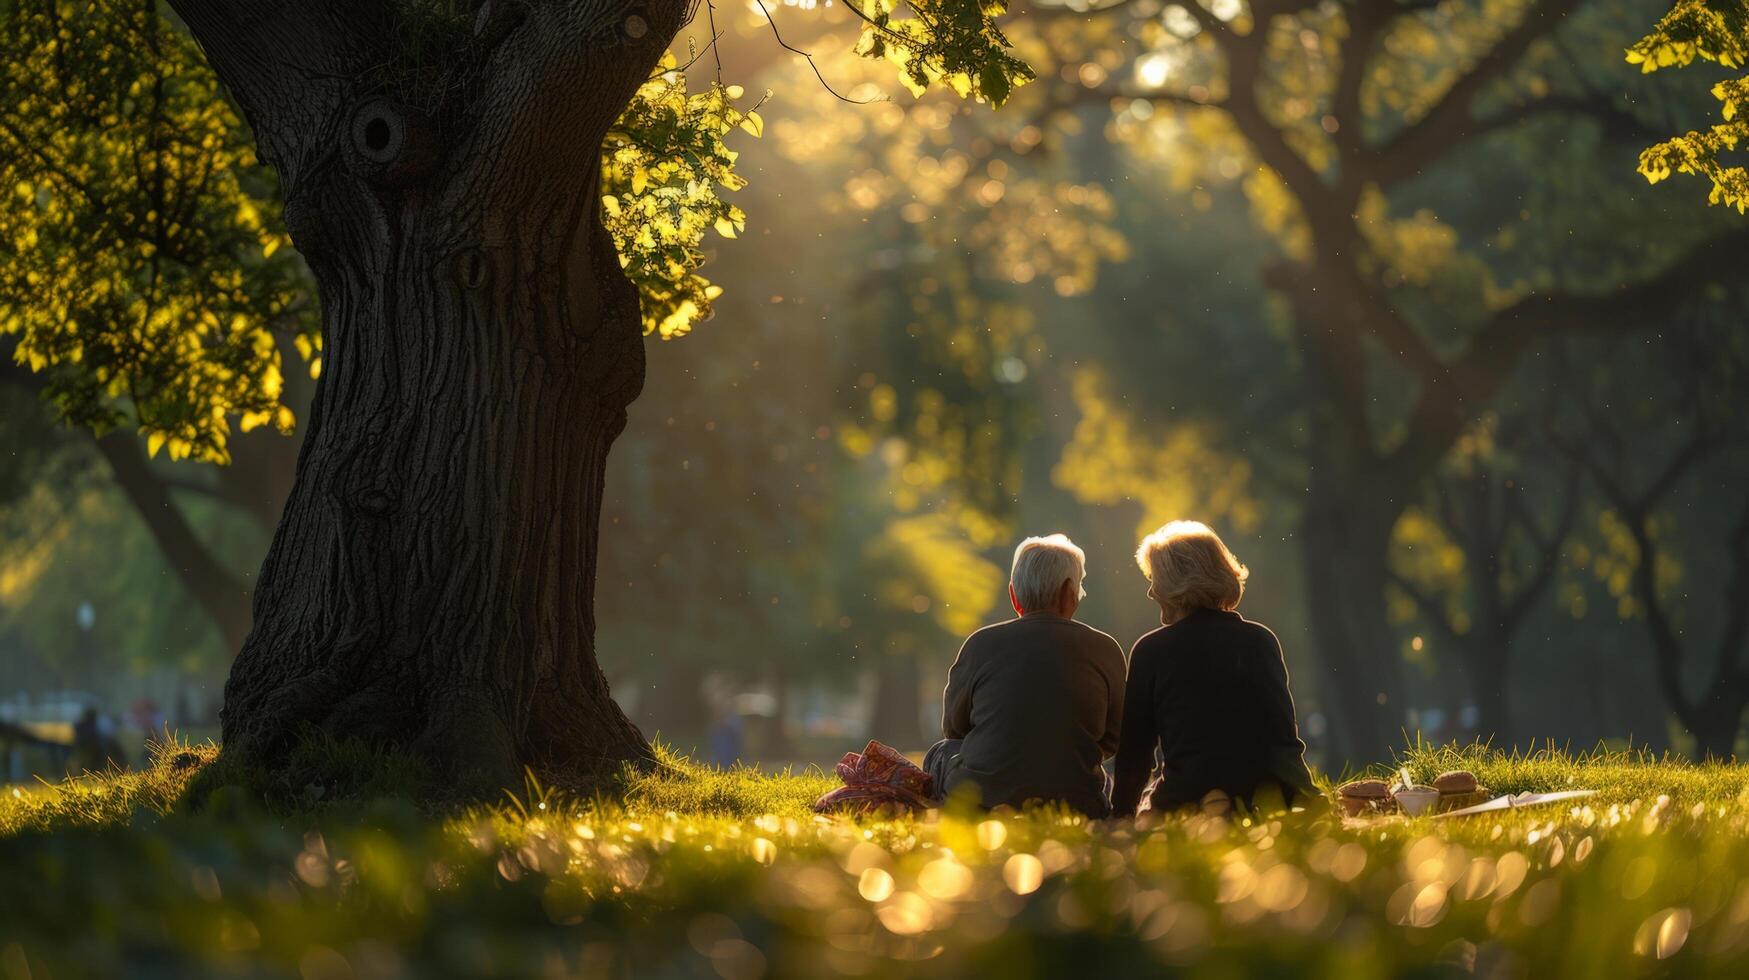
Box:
1232 614 1285 652
1129 624 1175 658
1134 611 1281 650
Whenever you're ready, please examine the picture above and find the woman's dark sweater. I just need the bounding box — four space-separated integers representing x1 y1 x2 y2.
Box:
1111 607 1313 816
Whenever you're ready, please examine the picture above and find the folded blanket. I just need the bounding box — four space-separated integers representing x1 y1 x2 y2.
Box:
812 740 936 815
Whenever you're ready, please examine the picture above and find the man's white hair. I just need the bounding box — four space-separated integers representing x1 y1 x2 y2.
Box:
1010 534 1087 612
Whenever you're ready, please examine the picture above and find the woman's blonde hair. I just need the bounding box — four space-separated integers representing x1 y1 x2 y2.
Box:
1135 520 1248 616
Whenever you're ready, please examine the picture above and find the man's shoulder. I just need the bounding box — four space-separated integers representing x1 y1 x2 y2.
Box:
959 618 1020 658
1039 617 1125 654
974 617 1122 651
966 618 1022 643
1064 617 1122 645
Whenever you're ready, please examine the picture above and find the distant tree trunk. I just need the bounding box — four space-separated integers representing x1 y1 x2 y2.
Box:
1288 291 1409 765
1458 487 1513 747
870 653 925 749
1298 493 1403 764
765 663 797 758
1689 702 1744 762
1462 636 1512 746
6 333 272 658
92 431 253 656
638 669 710 747
171 0 689 795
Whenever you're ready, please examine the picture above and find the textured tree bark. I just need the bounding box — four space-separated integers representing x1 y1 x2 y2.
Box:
170 0 688 796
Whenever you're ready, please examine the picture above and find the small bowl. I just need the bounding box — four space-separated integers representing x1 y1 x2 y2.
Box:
1394 787 1440 816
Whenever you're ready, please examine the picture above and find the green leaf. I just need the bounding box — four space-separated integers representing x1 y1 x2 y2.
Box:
980 62 1011 106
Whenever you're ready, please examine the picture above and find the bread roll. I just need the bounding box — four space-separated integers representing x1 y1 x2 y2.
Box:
1432 770 1478 794
1338 778 1391 799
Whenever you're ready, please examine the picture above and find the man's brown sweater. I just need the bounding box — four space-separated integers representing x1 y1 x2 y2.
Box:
938 614 1126 816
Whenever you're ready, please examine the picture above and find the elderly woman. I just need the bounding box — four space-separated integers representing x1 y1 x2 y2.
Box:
923 534 1126 816
1111 521 1313 817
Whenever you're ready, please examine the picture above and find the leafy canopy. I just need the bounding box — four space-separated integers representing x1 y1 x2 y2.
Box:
0 0 310 464
1630 0 1749 211
852 0 1035 105
604 61 761 339
2 0 1031 461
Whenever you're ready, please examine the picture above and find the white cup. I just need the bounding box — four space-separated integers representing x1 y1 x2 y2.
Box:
1394 787 1439 816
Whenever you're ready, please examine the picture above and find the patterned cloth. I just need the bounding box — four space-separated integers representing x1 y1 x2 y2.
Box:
811 740 937 815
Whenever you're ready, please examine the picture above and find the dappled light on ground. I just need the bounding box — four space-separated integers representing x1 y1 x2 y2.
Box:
6 742 1749 976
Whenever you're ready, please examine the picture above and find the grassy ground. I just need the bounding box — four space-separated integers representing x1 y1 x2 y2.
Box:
5 741 1749 978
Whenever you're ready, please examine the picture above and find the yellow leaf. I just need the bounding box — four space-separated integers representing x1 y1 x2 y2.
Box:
146 432 166 458
714 216 739 239
739 111 764 138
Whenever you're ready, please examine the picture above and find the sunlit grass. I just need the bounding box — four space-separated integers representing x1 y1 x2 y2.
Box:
6 740 1749 977
0 738 219 837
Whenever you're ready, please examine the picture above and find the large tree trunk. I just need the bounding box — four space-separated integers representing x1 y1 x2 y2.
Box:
173 0 688 797
1298 495 1403 765
1285 281 1410 767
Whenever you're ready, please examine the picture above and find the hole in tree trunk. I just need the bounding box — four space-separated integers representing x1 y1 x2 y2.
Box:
349 99 419 173
457 249 489 290
362 117 392 153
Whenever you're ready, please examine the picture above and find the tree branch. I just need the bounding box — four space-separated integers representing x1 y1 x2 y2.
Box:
1544 403 1730 726
1370 93 1665 186
90 431 253 654
1077 86 1225 110
1388 226 1749 487
1385 567 1464 648
1221 40 1331 209
1363 0 1583 185
1500 457 1580 632
1331 0 1394 194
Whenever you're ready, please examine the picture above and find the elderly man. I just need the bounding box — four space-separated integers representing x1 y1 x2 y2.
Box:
923 534 1126 816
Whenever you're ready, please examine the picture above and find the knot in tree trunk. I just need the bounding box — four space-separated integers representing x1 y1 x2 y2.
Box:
348 99 441 187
